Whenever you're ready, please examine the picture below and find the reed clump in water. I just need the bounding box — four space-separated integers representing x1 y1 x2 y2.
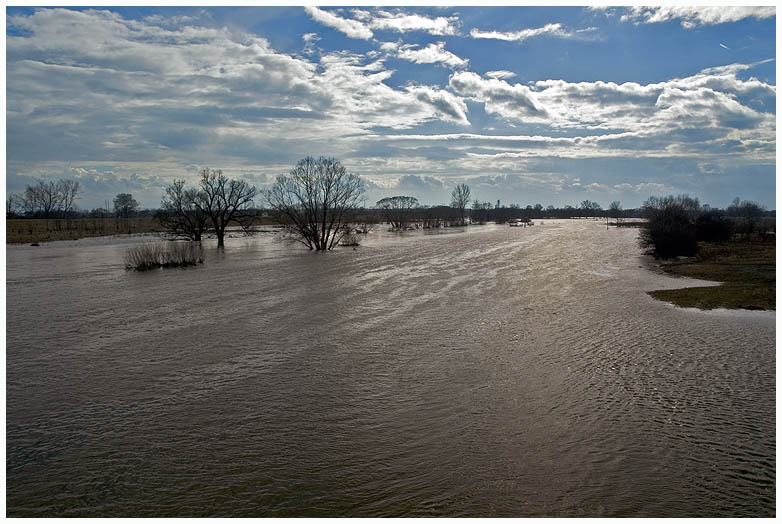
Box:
124 242 203 271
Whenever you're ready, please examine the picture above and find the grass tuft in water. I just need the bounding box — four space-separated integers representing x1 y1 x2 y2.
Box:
124 242 203 271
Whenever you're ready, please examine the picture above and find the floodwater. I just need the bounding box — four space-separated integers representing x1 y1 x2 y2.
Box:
6 220 775 517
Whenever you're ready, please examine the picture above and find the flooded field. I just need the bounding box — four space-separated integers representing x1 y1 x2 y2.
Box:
6 220 775 517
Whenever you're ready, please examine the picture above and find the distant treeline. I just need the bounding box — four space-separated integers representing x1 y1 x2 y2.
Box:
7 177 775 224
6 174 776 254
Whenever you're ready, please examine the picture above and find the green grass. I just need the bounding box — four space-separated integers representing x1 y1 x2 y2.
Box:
649 240 775 310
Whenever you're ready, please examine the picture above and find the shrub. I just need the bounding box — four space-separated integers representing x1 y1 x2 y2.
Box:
695 212 733 242
124 242 203 271
640 195 699 258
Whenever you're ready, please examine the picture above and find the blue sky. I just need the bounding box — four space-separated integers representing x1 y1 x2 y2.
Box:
5 6 777 209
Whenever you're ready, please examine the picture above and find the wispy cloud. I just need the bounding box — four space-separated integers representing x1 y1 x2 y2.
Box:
486 70 516 80
305 7 461 39
304 6 373 40
469 23 595 43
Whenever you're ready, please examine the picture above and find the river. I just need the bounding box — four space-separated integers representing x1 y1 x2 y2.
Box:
5 220 775 517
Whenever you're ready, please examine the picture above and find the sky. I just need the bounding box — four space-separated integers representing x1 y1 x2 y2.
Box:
4 5 777 210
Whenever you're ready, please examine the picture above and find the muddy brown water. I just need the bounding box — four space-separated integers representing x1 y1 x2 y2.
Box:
6 220 775 517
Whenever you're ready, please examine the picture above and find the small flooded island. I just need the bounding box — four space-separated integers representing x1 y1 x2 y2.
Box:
5 5 776 519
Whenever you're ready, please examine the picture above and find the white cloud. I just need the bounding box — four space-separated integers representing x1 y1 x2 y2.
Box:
406 85 470 125
369 9 459 35
5 8 776 209
397 42 469 69
618 6 775 28
379 41 400 53
304 6 373 40
302 32 320 55
486 70 516 80
613 182 675 194
449 71 547 120
305 7 460 38
470 23 581 43
6 7 477 207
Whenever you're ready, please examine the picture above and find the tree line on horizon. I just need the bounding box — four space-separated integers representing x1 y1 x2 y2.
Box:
6 157 775 253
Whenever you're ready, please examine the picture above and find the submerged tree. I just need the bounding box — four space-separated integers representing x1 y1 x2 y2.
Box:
451 183 471 225
157 179 210 241
471 200 493 224
376 195 419 230
266 156 366 250
195 168 258 248
609 200 623 225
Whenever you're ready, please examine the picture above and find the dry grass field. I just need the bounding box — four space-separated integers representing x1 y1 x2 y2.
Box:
6 218 167 244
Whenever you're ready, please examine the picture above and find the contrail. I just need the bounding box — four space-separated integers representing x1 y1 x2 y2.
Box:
719 43 729 49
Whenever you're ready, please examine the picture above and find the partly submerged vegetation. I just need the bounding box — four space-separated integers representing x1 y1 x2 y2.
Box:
648 237 775 311
124 241 203 271
640 194 775 310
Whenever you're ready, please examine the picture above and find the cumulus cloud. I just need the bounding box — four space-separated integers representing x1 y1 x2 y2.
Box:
379 41 400 52
618 6 775 28
406 86 470 125
396 174 447 191
527 63 776 143
397 42 469 69
449 71 547 120
304 6 373 40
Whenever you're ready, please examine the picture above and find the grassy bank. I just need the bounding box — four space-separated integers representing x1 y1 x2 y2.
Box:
649 240 775 310
6 218 167 244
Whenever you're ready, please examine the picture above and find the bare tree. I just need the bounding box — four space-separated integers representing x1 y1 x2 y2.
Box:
471 200 493 224
376 195 419 230
23 180 60 217
609 200 623 225
12 178 80 219
730 199 765 241
157 179 210 241
6 194 20 218
194 167 258 248
266 156 366 250
114 193 139 219
57 179 80 217
451 183 471 225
